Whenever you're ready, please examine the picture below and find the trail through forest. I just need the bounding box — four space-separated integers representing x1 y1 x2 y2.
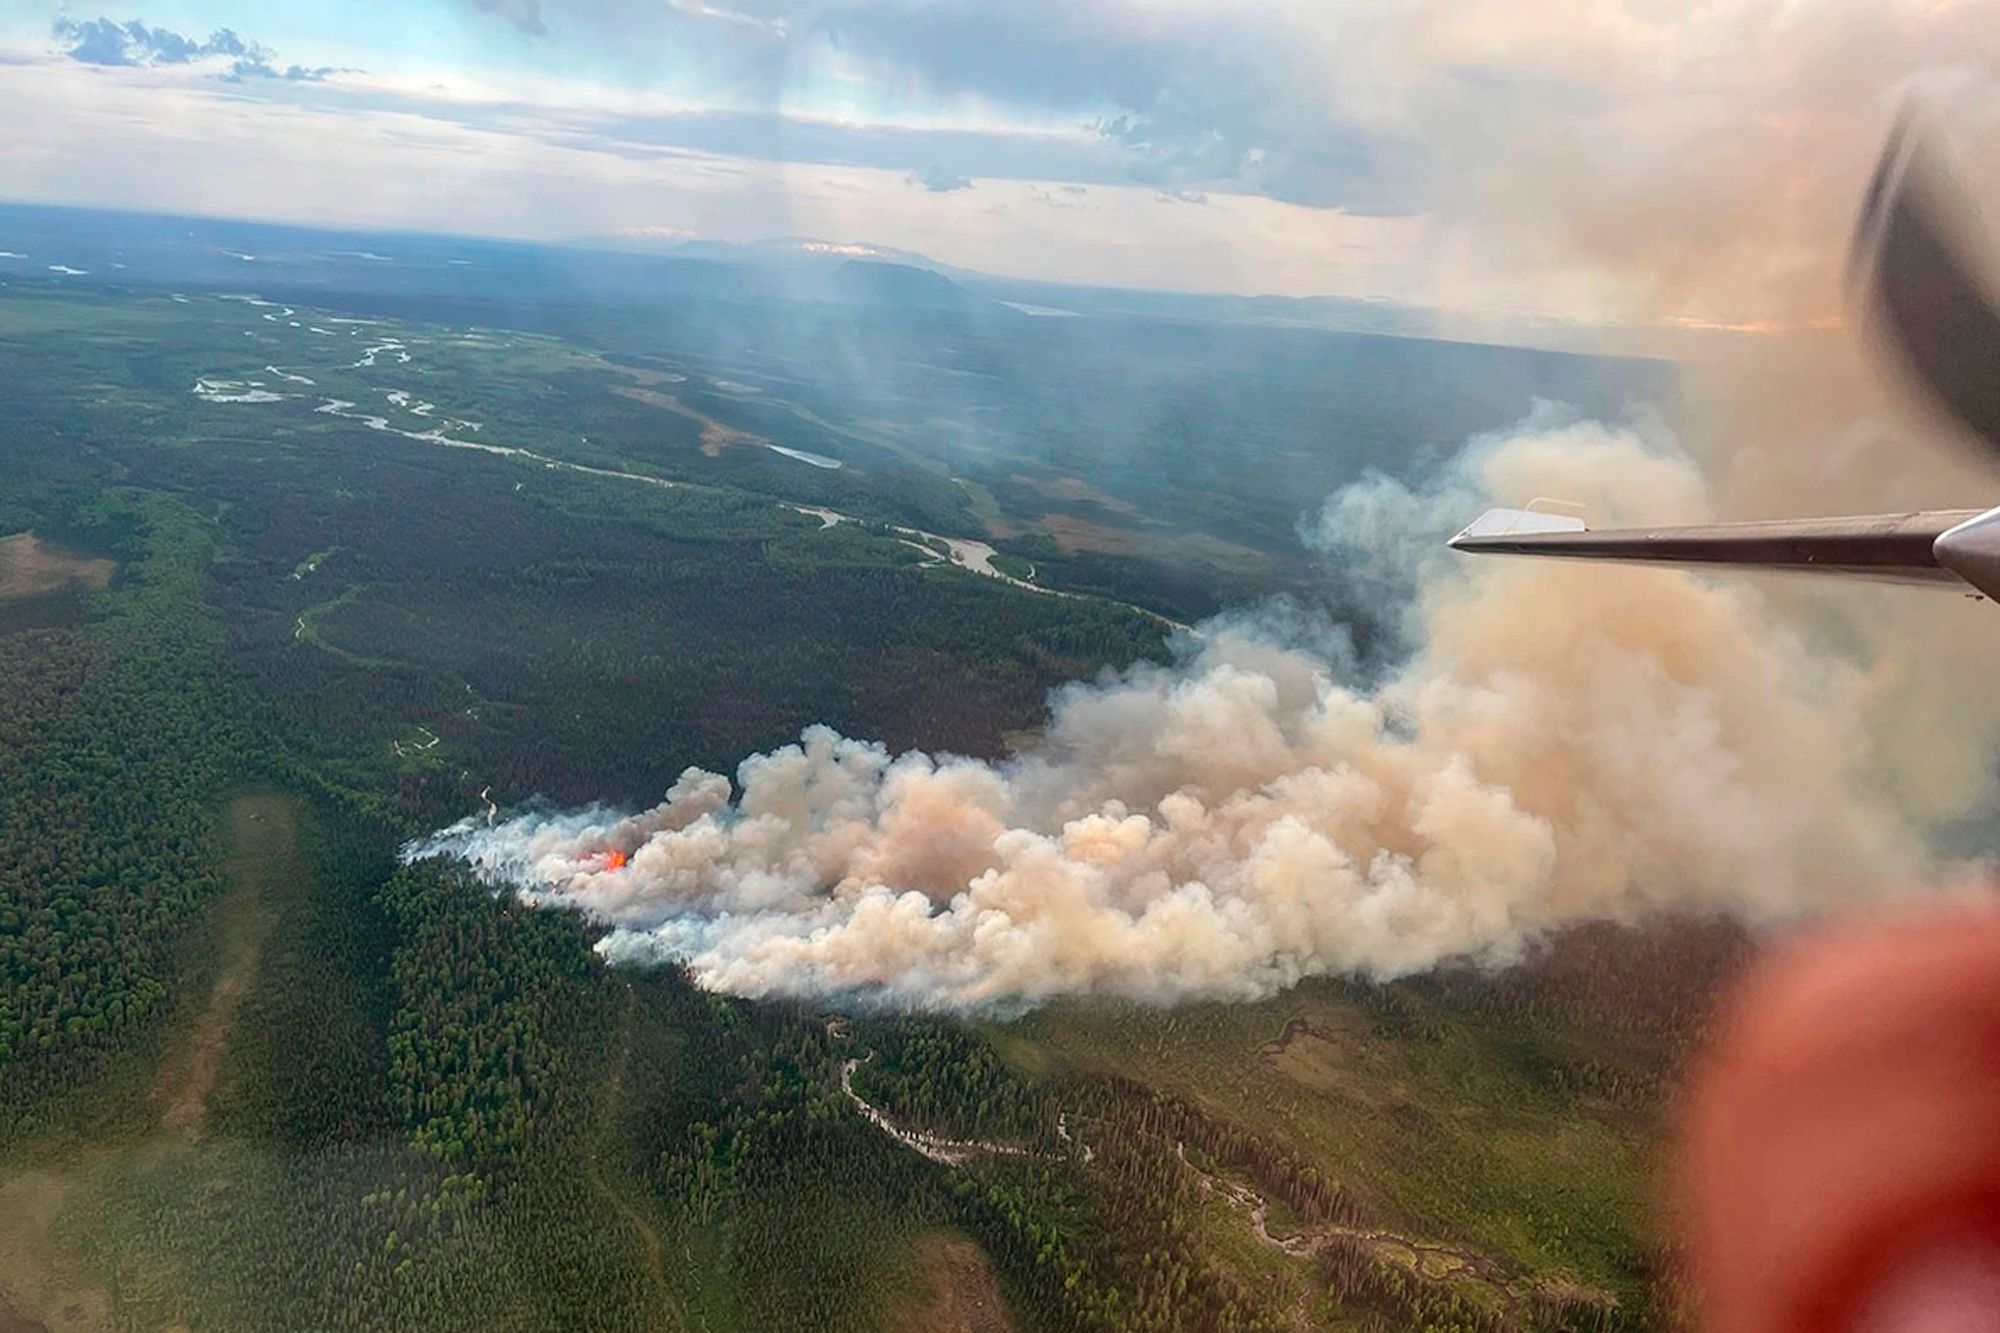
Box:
0 795 301 1333
585 991 678 1326
152 794 294 1140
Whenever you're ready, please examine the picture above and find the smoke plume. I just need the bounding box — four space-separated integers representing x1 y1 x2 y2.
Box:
410 414 1981 1009
409 10 2000 1009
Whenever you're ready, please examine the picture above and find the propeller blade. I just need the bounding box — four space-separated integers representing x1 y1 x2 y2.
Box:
1855 109 2000 455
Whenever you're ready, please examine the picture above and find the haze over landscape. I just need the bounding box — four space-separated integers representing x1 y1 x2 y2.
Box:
3 2 1999 1330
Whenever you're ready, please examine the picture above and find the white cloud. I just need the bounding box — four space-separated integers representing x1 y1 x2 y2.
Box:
0 54 1420 296
667 0 789 36
11 1 2000 317
469 0 546 36
498 0 2000 320
607 223 698 241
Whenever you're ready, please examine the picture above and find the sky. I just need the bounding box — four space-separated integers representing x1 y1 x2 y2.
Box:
1 1 1997 318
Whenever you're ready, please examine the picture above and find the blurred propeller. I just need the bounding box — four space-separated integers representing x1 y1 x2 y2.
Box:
1854 108 2000 457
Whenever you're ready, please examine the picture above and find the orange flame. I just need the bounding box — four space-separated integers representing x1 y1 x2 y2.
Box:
600 848 628 871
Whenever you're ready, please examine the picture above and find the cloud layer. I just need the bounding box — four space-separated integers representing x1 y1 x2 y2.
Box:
13 2 1996 310
455 0 2000 294
470 0 547 36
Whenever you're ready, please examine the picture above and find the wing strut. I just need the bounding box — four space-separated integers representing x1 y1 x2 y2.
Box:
1449 509 1983 588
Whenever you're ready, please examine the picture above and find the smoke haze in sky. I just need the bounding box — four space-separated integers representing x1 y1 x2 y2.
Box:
6 1 1998 316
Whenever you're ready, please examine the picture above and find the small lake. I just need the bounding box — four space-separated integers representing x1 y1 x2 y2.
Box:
768 444 843 470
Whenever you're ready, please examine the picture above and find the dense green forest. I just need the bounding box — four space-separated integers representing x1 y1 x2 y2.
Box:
0 272 1712 1333
0 492 260 1130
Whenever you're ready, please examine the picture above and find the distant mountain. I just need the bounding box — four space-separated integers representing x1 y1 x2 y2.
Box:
819 259 968 311
0 201 1682 355
571 232 982 312
590 232 951 272
585 230 1446 334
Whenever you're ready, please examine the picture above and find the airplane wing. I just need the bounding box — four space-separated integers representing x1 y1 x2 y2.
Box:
1448 507 1985 587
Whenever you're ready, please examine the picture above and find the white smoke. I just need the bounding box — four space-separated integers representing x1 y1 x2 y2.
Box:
408 412 1977 1010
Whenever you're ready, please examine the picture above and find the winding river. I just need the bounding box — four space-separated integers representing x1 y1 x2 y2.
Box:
191 297 1183 630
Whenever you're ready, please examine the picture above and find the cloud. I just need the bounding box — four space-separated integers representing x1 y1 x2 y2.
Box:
554 107 1124 193
51 16 347 83
26 1 1997 317
0 56 1418 297
468 0 548 35
802 1 1418 213
1028 185 1087 210
396 1 1404 211
226 58 343 83
906 165 972 193
54 17 247 68
575 0 1996 304
606 223 698 243
668 0 790 35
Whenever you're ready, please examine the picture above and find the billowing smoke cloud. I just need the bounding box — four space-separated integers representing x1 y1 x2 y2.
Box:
410 413 1980 1010
398 5 2000 1009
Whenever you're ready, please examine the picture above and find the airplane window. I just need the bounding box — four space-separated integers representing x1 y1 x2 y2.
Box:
4 6 1998 1331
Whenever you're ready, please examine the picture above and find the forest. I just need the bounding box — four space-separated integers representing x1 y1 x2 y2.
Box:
0 269 1713 1333
0 491 261 1132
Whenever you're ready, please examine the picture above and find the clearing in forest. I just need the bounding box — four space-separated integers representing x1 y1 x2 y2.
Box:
151 794 297 1139
0 535 114 601
893 1233 1014 1333
0 795 298 1333
609 383 769 457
